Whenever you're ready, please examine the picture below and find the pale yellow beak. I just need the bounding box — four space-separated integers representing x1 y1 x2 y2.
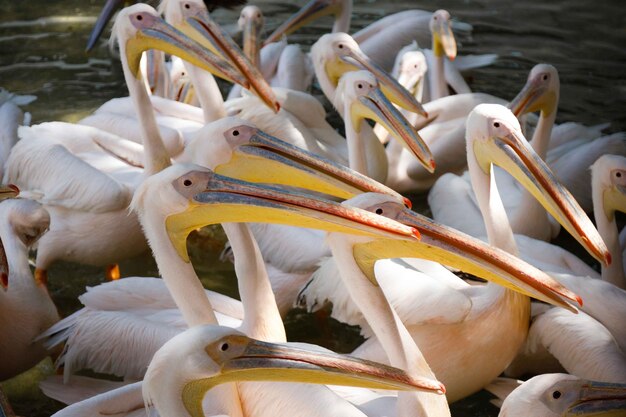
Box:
352 207 582 311
350 86 435 172
182 329 444 417
263 0 341 45
508 73 556 117
473 124 610 266
124 10 248 86
564 380 626 416
241 12 263 69
212 125 411 203
431 11 457 60
166 170 419 262
176 2 280 112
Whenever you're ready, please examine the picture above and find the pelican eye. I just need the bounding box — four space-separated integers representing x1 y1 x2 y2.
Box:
338 44 344 49
136 15 143 21
493 122 500 128
552 390 561 399
375 208 383 215
542 74 549 81
184 3 190 9
233 130 240 136
257 13 261 18
220 342 229 351
617 172 622 178
357 83 363 89
183 179 192 187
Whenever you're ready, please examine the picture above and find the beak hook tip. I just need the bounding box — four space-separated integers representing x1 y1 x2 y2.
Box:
8 184 19 195
403 197 412 210
411 227 421 240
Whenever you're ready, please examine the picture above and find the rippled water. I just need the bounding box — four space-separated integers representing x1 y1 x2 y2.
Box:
1 0 625 415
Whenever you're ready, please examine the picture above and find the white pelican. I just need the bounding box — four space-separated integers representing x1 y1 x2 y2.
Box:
498 373 626 417
143 325 442 417
0 196 59 381
227 5 315 99
0 89 36 175
3 4 260 283
263 0 472 72
297 104 608 402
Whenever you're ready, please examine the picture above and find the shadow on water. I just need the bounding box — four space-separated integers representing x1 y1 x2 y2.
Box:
1 0 625 415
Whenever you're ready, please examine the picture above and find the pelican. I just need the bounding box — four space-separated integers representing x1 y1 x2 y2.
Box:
3 4 262 282
143 325 442 417
0 196 59 381
297 104 608 402
226 5 315 100
498 374 626 417
263 0 472 72
0 89 36 175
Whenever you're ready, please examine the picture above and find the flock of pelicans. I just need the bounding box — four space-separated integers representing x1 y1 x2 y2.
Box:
1 0 626 416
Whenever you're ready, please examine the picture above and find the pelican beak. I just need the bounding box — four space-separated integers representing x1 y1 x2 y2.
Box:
328 46 428 117
213 125 410 203
508 74 556 117
0 184 19 200
352 208 582 311
165 171 419 262
565 380 626 416
264 0 340 45
177 2 280 112
242 13 263 69
86 0 123 51
125 11 247 86
351 86 435 172
182 333 444 417
474 123 610 266
397 70 425 99
431 15 456 60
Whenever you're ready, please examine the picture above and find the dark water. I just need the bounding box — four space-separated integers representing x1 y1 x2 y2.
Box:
1 0 625 416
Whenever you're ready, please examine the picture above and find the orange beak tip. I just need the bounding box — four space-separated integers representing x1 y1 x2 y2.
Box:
275 101 281 112
438 383 446 395
429 159 436 171
576 294 584 307
403 197 412 209
423 111 429 118
606 252 612 266
411 227 422 240
8 184 19 194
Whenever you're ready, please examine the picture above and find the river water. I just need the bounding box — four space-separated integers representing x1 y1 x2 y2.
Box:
0 0 625 415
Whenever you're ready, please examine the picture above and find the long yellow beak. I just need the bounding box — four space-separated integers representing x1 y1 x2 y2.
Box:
327 44 428 117
564 380 626 416
351 86 435 172
352 206 582 310
473 124 610 266
264 0 340 45
182 328 444 417
431 12 457 60
166 170 419 262
176 2 280 112
124 10 248 86
212 124 411 204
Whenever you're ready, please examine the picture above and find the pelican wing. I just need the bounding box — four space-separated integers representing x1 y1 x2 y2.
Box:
4 134 133 213
40 375 127 406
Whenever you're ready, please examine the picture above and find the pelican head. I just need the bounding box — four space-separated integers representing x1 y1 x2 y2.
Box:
500 373 626 417
311 33 427 116
396 48 428 99
335 71 434 172
509 63 560 117
132 164 419 263
467 104 610 265
143 325 444 417
161 0 280 112
183 117 409 202
0 199 49 289
263 0 351 45
429 10 457 60
592 154 626 223
238 5 264 68
113 4 247 86
340 193 582 310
